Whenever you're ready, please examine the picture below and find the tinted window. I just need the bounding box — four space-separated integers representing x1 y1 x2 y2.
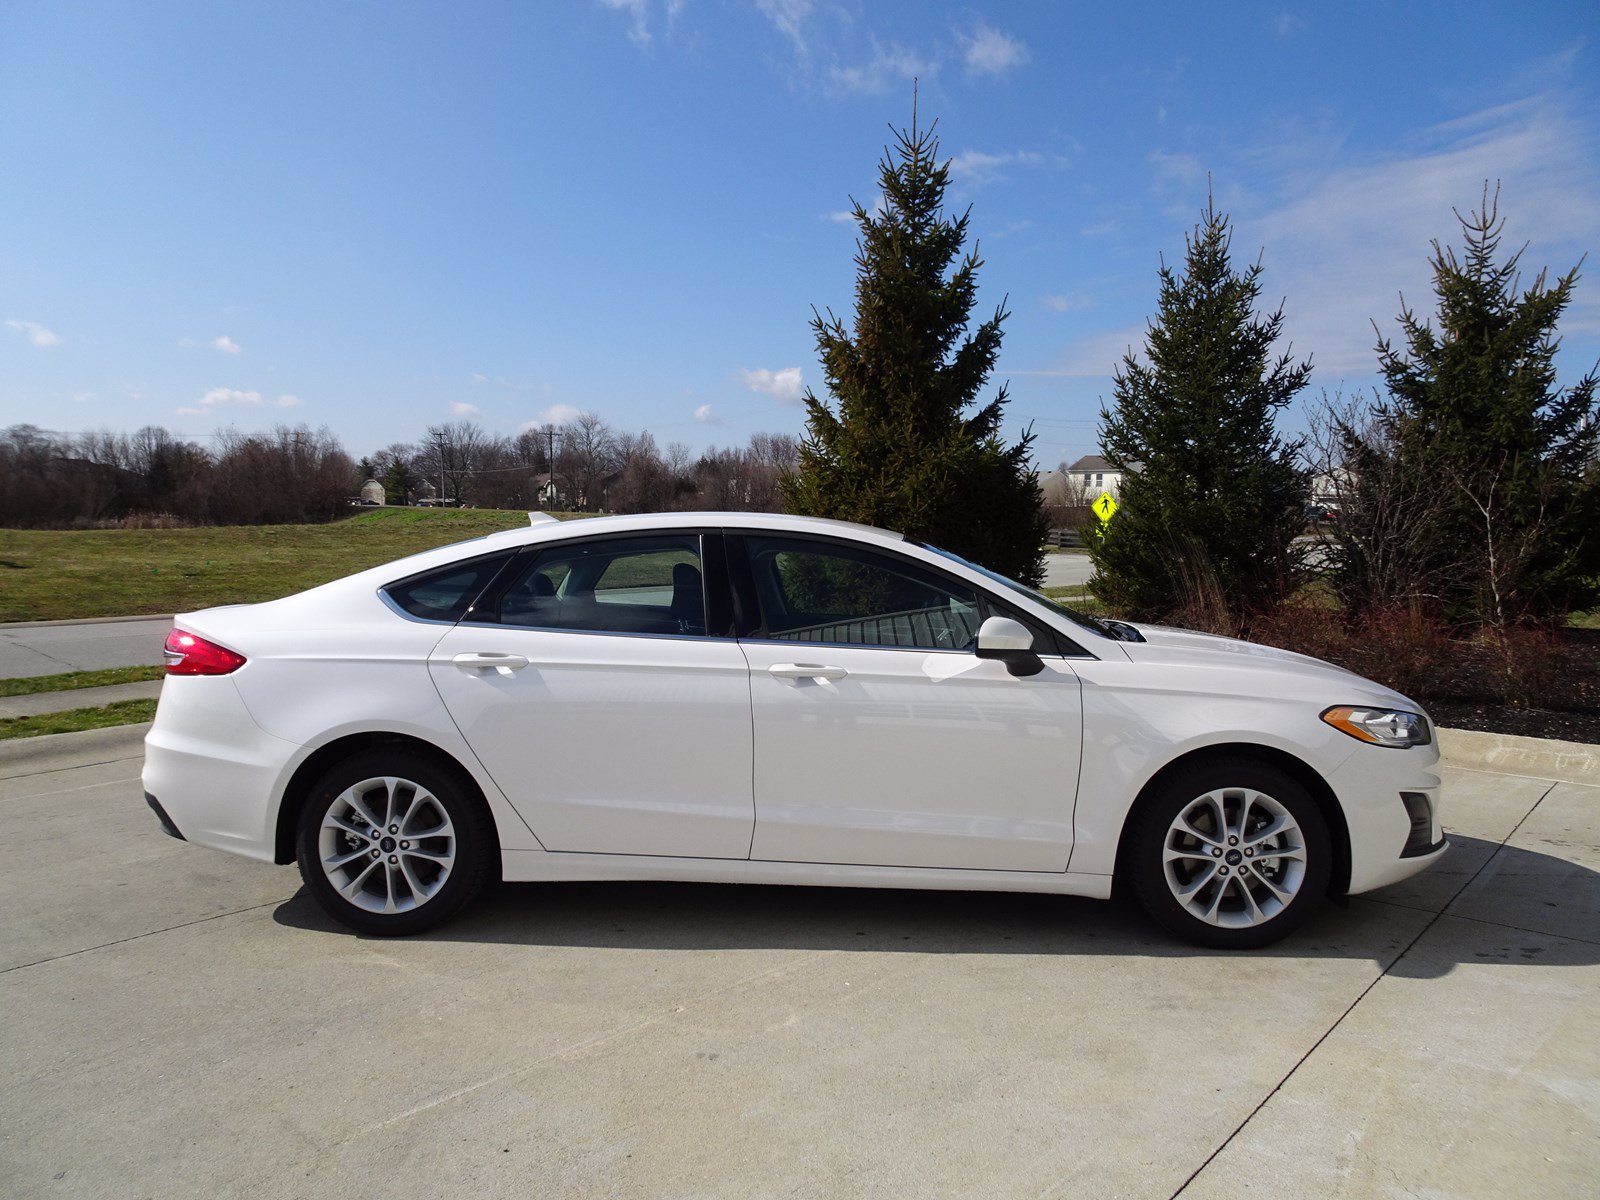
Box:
495 535 706 636
744 536 981 650
383 552 513 623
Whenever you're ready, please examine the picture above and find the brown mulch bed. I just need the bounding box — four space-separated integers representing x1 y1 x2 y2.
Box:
1425 699 1600 746
1246 610 1600 747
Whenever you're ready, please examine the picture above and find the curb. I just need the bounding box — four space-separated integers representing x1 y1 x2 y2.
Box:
0 614 175 631
0 722 151 778
1437 726 1600 785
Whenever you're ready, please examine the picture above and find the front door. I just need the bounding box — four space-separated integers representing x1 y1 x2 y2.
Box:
428 532 754 859
733 533 1083 872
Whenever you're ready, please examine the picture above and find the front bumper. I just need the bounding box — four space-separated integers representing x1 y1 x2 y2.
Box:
1326 741 1447 894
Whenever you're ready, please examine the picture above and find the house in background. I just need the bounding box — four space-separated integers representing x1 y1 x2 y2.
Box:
1062 454 1135 500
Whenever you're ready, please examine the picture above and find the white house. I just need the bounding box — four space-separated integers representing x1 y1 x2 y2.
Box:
1063 454 1134 500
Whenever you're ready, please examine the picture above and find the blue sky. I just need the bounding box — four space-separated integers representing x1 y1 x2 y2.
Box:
2 1 1597 467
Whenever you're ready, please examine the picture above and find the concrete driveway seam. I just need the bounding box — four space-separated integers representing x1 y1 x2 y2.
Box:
1357 891 1600 949
1166 778 1560 1200
0 896 294 976
0 752 144 782
0 770 144 804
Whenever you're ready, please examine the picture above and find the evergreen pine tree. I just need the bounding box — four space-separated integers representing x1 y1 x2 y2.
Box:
782 105 1047 586
1091 199 1312 621
1371 188 1599 625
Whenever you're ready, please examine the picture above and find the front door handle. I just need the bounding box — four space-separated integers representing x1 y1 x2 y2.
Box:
768 663 848 681
452 652 530 675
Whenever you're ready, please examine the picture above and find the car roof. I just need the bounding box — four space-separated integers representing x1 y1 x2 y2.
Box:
479 511 906 549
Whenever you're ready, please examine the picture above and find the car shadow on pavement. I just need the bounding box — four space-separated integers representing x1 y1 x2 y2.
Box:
271 835 1599 975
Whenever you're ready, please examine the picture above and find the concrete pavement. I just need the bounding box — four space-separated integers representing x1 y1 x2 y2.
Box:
0 615 172 680
0 679 163 720
0 726 1595 1198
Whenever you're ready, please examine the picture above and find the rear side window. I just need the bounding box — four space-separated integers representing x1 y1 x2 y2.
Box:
382 552 513 623
492 534 707 637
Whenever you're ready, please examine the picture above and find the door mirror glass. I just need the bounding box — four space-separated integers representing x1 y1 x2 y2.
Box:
974 615 1043 676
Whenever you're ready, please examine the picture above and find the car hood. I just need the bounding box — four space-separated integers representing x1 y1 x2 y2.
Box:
1119 623 1420 710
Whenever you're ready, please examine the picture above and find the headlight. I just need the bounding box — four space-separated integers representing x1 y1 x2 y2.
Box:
1321 705 1432 748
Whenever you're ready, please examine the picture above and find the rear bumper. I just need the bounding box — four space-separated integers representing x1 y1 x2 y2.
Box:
141 676 300 863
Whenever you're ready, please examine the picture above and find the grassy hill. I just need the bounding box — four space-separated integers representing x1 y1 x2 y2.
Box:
0 508 590 622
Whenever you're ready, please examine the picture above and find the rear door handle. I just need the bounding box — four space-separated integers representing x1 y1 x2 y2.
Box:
768 663 848 681
452 652 530 674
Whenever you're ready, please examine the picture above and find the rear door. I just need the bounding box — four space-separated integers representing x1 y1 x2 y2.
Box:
426 531 755 859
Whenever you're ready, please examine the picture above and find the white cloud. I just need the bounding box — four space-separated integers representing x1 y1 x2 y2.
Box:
449 401 481 417
1273 12 1307 37
1148 149 1206 194
471 372 489 383
948 148 1044 186
1022 323 1149 379
740 366 805 404
1249 90 1600 373
175 407 206 417
212 335 242 355
962 25 1029 78
1042 293 1095 314
693 403 721 424
6 319 62 348
756 0 812 54
521 404 584 431
72 391 96 403
195 387 301 408
599 0 681 48
826 42 934 96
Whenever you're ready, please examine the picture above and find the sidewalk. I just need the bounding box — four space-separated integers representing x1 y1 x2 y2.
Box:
0 680 163 721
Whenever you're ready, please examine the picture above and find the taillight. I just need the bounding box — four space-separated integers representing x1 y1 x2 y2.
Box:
163 629 247 676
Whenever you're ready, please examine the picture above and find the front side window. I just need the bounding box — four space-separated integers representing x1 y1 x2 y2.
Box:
492 534 706 637
743 536 981 651
382 552 514 623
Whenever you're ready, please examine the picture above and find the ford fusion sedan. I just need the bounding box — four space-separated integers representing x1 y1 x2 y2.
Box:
143 512 1445 948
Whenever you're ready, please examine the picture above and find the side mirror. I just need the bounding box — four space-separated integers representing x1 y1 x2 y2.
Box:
974 615 1044 677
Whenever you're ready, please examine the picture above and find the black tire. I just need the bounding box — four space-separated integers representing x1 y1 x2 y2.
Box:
1125 758 1332 950
296 749 496 936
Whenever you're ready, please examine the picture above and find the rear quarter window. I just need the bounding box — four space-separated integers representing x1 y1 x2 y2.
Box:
382 552 514 623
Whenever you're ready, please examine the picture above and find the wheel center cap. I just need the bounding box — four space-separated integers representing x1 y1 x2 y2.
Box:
1225 849 1242 866
380 836 397 854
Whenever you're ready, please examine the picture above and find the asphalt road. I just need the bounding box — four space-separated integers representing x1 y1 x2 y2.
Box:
1 726 1595 1198
1042 551 1093 589
0 615 172 679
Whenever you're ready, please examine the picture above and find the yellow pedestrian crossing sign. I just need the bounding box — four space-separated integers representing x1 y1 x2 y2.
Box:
1092 491 1118 522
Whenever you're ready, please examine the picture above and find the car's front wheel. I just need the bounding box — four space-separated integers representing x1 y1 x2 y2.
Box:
296 750 495 936
1126 759 1332 949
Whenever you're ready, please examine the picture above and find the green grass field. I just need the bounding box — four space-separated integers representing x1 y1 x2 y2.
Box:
0 698 159 740
0 665 165 697
0 508 588 622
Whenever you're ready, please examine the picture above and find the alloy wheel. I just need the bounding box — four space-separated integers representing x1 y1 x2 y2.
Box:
1161 787 1307 929
317 776 457 914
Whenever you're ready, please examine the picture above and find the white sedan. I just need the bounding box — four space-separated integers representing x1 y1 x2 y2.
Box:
143 512 1446 948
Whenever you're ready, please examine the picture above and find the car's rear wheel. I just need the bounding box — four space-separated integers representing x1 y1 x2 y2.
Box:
1126 759 1331 949
296 750 494 936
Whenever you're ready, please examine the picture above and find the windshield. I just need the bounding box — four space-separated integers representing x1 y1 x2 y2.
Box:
921 545 1118 639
